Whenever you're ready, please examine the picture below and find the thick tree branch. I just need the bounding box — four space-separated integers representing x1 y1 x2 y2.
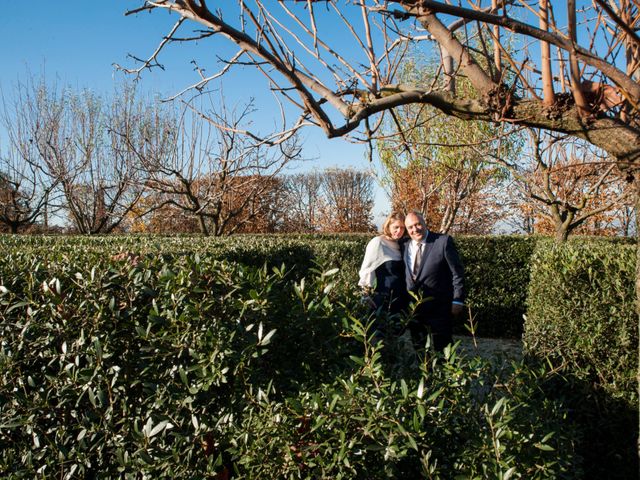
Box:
389 0 640 103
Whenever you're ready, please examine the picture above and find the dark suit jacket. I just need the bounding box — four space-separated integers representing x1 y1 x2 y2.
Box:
400 232 465 309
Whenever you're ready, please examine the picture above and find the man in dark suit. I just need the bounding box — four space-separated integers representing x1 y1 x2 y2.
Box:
402 211 465 352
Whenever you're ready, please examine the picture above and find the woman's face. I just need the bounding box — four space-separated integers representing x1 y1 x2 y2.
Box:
389 220 405 240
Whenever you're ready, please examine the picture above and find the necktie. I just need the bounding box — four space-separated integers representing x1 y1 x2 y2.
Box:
412 242 423 278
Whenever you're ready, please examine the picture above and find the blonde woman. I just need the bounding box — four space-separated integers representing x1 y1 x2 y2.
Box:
358 211 408 317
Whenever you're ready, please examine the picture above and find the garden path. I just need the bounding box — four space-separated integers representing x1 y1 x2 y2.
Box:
453 336 523 361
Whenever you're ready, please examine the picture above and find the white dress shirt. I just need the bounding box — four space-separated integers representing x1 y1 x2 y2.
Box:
407 239 425 276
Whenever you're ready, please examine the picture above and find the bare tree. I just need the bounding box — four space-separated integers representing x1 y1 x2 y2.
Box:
321 168 375 232
63 87 153 234
4 79 156 234
508 129 633 241
0 148 56 233
614 202 637 237
141 99 301 236
281 172 325 232
1 78 63 232
123 1 640 176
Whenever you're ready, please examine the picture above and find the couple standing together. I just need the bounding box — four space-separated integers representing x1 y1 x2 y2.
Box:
358 211 465 352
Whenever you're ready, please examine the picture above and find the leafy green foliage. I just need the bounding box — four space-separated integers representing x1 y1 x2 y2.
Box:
457 235 537 338
524 239 637 404
0 233 541 341
0 241 354 477
0 234 635 478
226 327 582 479
524 239 638 479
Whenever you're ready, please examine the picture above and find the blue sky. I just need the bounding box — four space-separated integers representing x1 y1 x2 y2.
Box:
0 1 390 223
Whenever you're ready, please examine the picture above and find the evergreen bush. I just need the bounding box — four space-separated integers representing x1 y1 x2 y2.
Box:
0 245 582 477
456 235 536 338
523 240 638 478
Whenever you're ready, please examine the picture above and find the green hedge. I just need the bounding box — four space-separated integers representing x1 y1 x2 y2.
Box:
524 239 637 404
456 236 536 338
1 234 637 477
0 234 632 342
523 239 638 478
0 233 599 340
0 249 355 477
0 248 583 478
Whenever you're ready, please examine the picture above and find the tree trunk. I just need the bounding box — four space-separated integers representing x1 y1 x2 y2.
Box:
634 175 640 466
197 214 209 236
554 223 569 243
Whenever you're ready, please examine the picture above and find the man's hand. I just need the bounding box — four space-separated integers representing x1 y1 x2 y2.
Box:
451 303 464 317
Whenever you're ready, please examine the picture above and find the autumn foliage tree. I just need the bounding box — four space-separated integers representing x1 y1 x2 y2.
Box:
212 175 286 234
320 168 376 232
136 175 287 234
135 168 375 234
382 153 512 234
137 99 301 236
130 194 201 234
378 54 517 233
278 169 377 233
509 129 633 241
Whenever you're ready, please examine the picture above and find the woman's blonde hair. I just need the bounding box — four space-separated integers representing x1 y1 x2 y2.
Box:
382 211 405 238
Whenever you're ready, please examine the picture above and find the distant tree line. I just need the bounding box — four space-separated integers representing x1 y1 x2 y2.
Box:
0 79 377 235
0 78 635 238
128 169 376 235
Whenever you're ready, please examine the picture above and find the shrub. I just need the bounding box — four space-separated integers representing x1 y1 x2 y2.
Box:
0 250 353 477
2 235 635 478
456 236 537 338
523 239 638 479
1 243 583 479
217 325 582 479
524 240 637 404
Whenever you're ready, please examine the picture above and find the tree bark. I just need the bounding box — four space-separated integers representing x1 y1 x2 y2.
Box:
554 225 569 243
635 175 640 465
197 213 209 236
539 0 555 106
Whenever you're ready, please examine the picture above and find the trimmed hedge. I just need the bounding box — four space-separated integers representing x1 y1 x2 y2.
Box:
524 239 637 404
523 239 638 479
0 234 537 338
0 233 632 342
1 234 637 478
0 248 583 478
456 235 536 338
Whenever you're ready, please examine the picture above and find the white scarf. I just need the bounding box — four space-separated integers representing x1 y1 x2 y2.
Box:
358 235 402 288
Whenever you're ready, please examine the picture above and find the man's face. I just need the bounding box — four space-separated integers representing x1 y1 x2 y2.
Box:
405 214 426 242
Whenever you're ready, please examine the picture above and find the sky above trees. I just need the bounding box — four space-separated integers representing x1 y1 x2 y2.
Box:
0 1 389 223
2 1 635 235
